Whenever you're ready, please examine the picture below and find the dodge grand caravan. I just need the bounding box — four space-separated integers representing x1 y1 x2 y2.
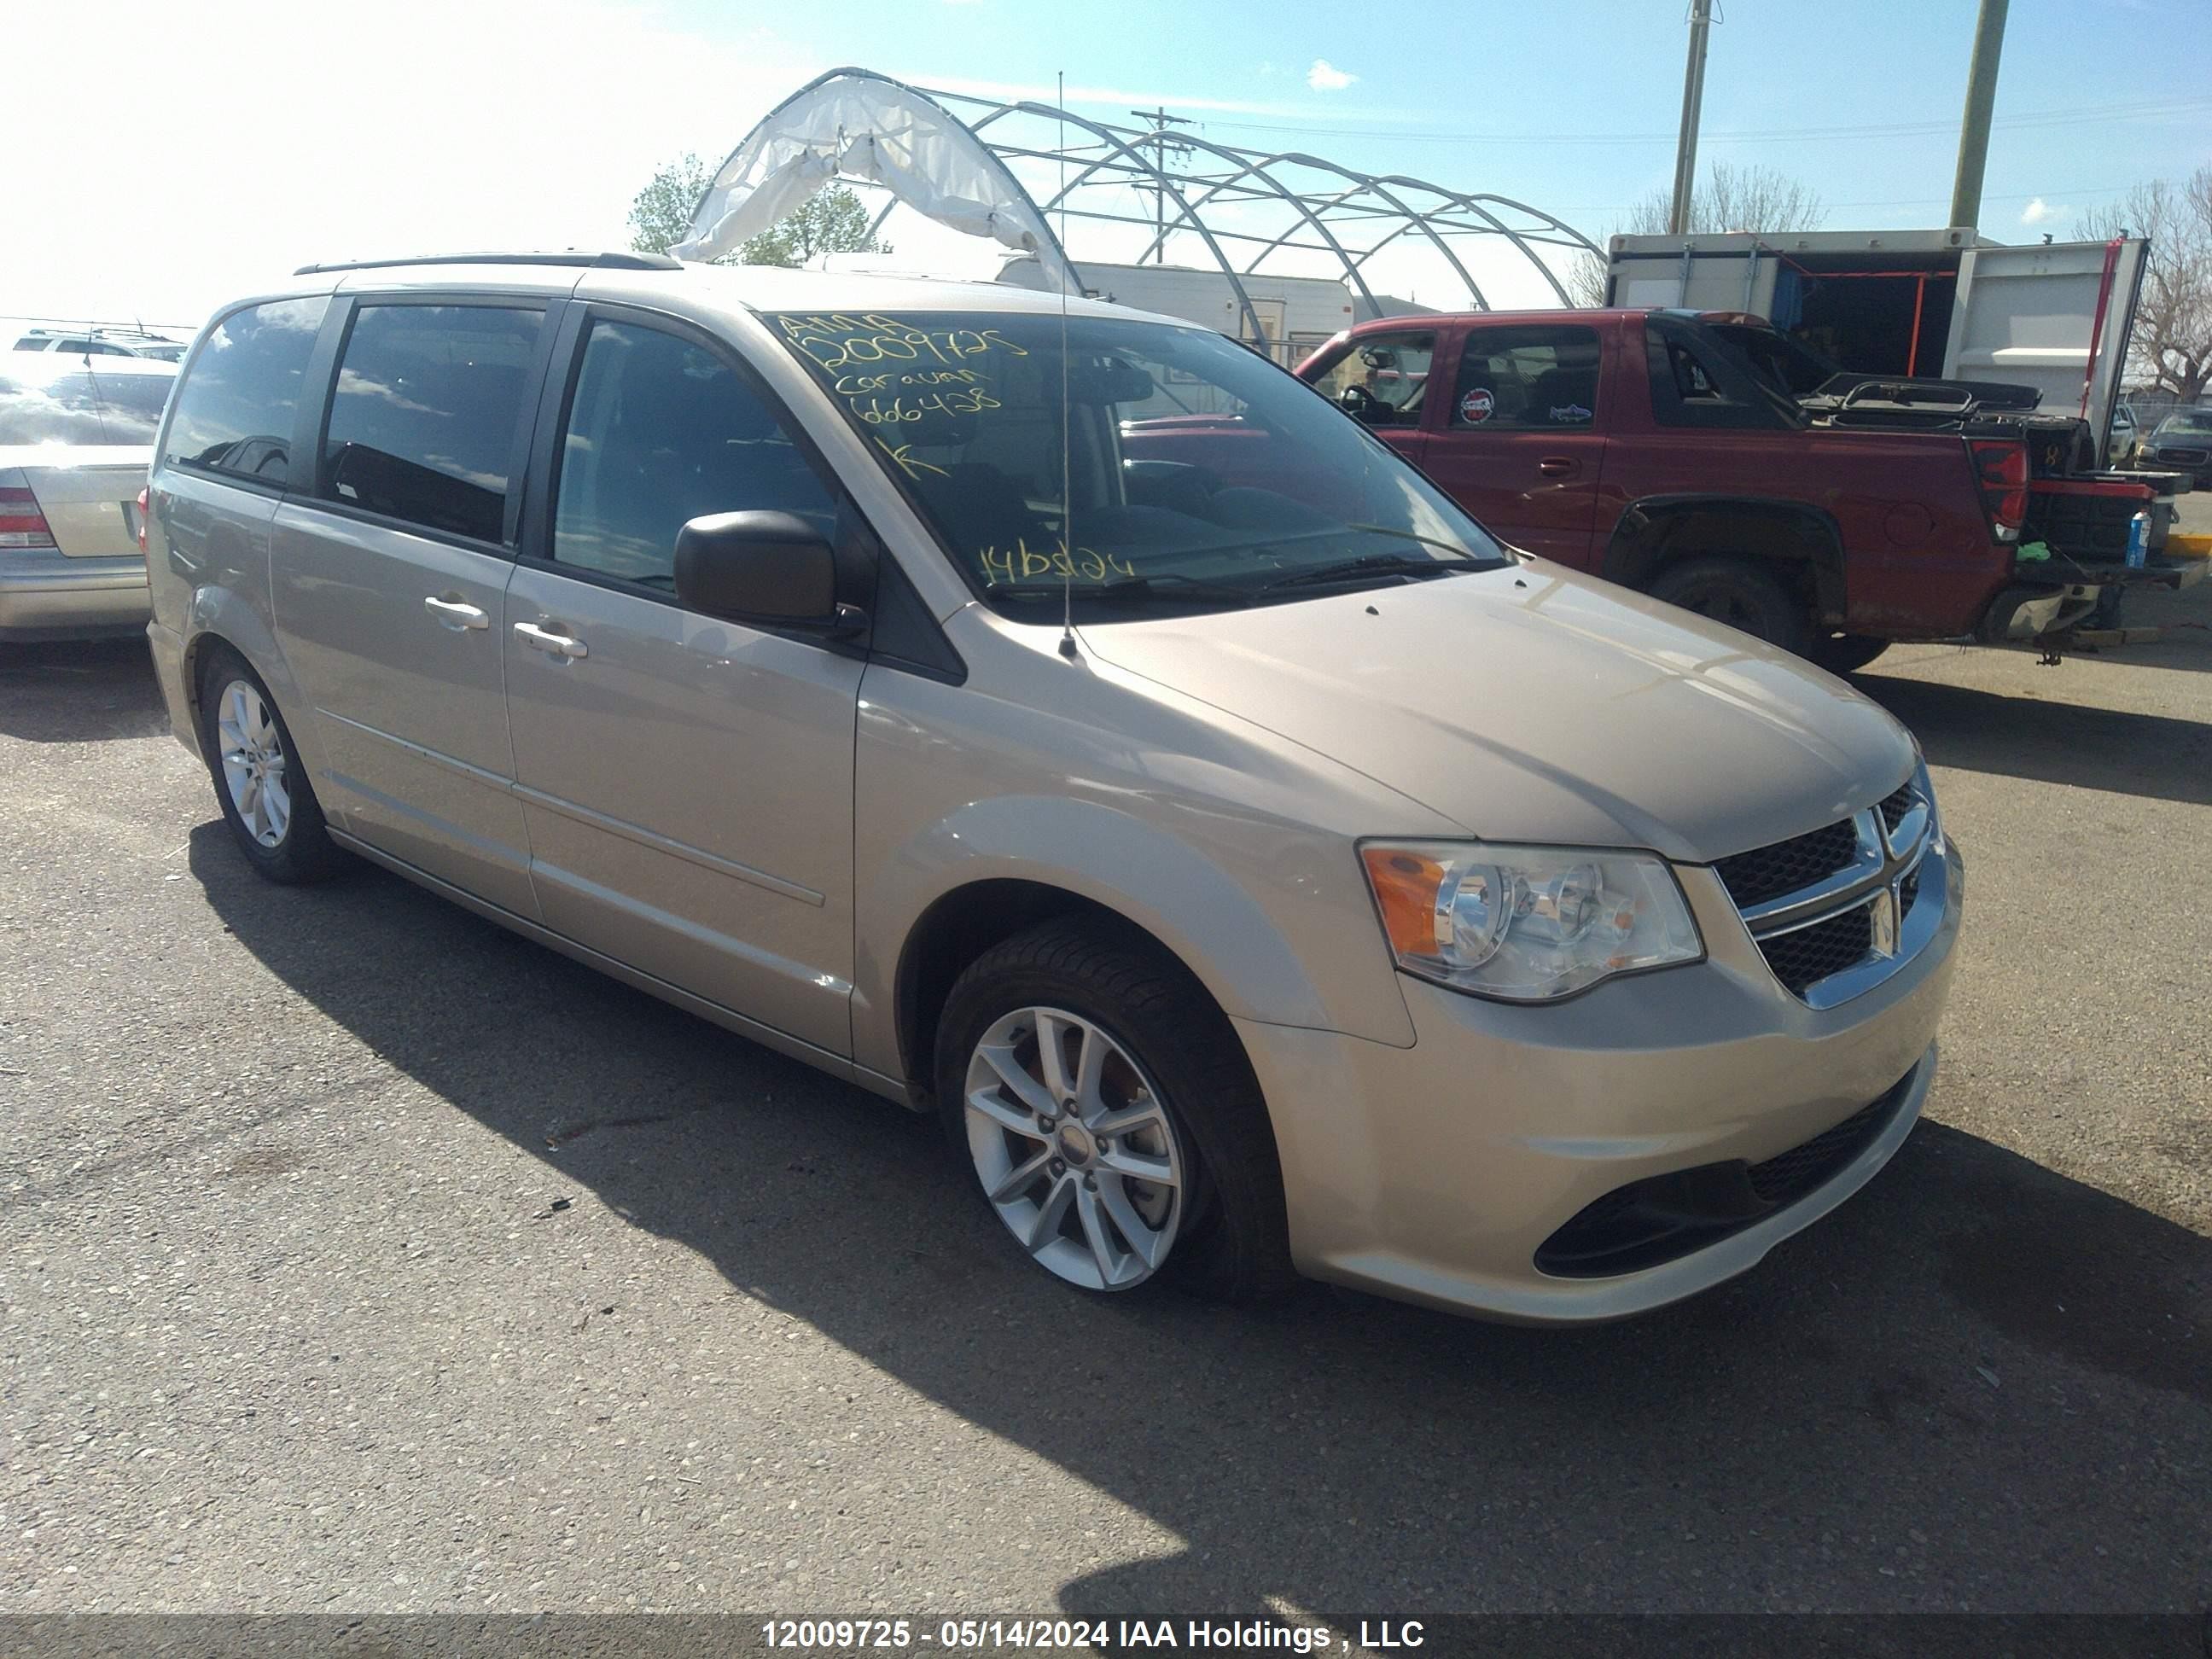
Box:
145 253 1961 1322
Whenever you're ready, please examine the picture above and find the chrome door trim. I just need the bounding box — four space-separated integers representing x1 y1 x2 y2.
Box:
511 783 825 906
314 707 515 789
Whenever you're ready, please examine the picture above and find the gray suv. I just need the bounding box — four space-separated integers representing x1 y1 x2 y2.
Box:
145 253 1961 1322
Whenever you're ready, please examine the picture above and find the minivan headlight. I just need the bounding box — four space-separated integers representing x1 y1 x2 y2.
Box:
1359 841 1703 1002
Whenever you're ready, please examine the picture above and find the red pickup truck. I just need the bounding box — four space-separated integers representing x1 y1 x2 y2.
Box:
1294 308 2185 671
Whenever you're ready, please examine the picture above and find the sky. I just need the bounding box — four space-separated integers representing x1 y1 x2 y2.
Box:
12 0 2209 337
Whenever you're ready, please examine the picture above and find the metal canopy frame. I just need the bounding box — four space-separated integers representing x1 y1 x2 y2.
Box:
735 69 1601 329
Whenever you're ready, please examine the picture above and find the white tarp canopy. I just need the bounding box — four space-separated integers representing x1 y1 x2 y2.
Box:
673 68 1079 292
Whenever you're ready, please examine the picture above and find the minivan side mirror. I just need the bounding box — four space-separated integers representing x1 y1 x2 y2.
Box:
673 511 853 632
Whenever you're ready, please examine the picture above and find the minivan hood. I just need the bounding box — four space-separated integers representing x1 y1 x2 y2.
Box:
1077 562 1915 864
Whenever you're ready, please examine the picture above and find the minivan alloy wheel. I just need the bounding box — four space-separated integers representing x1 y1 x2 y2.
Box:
216 679 291 847
963 1006 1185 1290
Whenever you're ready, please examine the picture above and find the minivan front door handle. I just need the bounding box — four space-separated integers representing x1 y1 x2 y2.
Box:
514 620 589 661
423 595 490 630
1536 456 1579 478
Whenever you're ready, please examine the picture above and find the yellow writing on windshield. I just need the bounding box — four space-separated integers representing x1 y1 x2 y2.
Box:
775 312 1030 374
981 539 1139 584
850 387 1002 426
876 438 951 480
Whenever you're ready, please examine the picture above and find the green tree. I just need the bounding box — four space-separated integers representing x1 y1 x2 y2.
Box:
627 152 718 259
627 154 891 266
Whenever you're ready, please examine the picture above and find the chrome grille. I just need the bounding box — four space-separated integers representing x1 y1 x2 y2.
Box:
1714 819 1859 908
1716 768 1939 1007
1759 905 1875 995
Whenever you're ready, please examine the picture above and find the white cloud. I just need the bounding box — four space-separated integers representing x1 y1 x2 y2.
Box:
1307 59 1358 91
2020 197 2069 225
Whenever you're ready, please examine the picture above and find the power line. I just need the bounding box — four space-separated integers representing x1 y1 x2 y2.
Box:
1545 178 2157 221
1196 95 2212 148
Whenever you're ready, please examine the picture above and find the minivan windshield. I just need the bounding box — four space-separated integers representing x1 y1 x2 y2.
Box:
768 310 1508 617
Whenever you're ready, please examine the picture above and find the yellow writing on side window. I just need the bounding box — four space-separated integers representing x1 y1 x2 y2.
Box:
980 540 1139 585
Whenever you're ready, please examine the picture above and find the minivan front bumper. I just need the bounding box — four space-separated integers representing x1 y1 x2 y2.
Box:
1237 839 1963 1323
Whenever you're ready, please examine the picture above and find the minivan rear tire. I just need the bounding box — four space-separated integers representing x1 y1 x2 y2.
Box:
195 644 347 885
934 917 1295 1305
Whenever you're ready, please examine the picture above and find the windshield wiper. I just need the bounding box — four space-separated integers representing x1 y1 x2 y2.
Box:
984 573 1254 606
1342 523 1489 562
1256 553 1478 594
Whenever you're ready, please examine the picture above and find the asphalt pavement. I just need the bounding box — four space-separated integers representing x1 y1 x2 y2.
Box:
2 538 2207 1620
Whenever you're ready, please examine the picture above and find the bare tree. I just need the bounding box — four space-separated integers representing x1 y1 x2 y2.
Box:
628 154 890 267
1568 163 1826 306
2077 167 2212 405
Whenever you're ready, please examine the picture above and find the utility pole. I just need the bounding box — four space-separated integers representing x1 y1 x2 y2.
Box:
1667 0 1715 236
1130 106 1195 264
1947 0 2011 230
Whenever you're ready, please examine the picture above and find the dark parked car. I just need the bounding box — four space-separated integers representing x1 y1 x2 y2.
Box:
2136 409 2212 487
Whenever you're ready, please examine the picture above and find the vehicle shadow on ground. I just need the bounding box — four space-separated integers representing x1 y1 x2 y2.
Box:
0 638 169 744
190 830 2211 1615
1860 674 2212 808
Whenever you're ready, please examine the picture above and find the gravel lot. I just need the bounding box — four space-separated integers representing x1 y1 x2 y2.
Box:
3 537 2207 1619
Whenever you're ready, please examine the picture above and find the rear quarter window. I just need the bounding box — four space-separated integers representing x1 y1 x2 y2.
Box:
163 297 331 483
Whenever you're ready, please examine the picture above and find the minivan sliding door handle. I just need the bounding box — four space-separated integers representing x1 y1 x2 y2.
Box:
1536 456 1579 478
513 620 589 660
423 595 490 630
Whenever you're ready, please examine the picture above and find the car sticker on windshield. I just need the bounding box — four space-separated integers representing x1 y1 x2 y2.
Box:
1548 403 1593 423
1458 387 1494 424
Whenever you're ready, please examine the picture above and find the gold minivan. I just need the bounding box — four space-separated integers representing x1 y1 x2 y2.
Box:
145 253 1961 1322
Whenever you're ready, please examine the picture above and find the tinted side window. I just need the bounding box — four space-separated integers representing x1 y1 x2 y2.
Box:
1310 331 1435 427
1452 324 1601 429
165 298 329 480
321 304 544 544
1644 324 1787 431
550 319 835 591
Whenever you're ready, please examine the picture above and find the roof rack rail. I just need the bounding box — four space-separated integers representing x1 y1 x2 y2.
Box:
293 250 684 276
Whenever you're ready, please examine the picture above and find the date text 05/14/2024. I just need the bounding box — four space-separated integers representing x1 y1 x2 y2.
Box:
760 1617 1428 1651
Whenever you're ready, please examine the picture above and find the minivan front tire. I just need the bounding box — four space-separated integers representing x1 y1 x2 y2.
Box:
195 644 346 884
935 917 1295 1305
